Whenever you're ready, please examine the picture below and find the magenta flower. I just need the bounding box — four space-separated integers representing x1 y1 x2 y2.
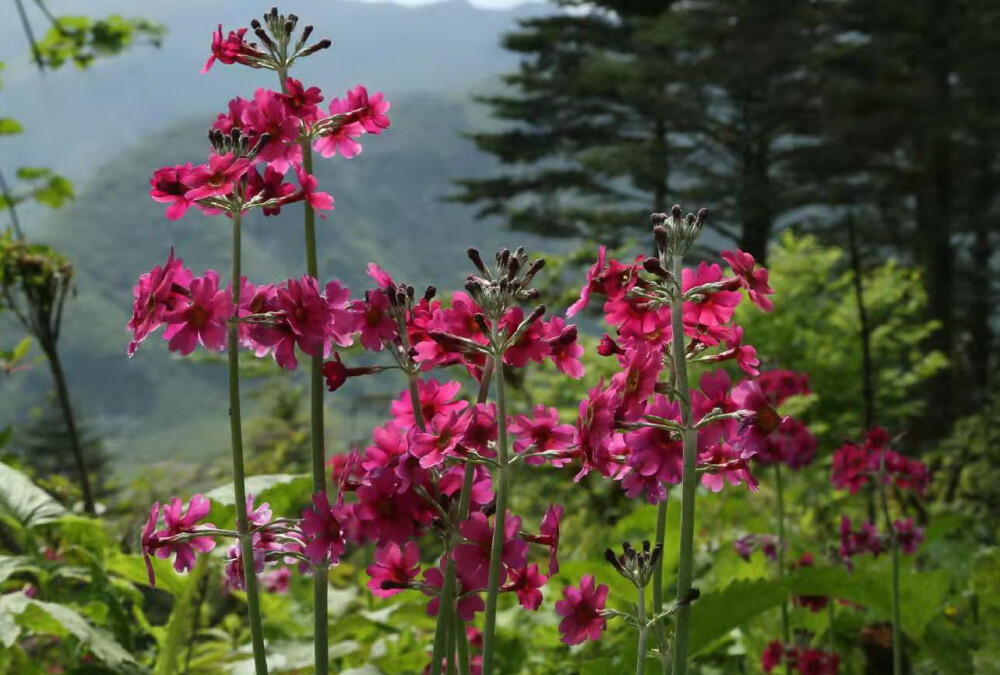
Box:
293 164 335 214
242 88 302 172
142 495 217 586
362 421 408 471
346 85 391 134
367 541 421 597
261 567 292 593
621 395 683 503
567 246 607 317
894 518 924 554
500 306 551 367
757 369 811 406
246 165 296 216
529 504 563 575
734 535 756 561
544 318 585 378
509 405 576 467
692 369 739 445
756 417 817 470
698 442 758 492
423 562 485 621
390 379 468 428
761 640 785 673
682 261 743 327
554 574 608 645
352 289 397 351
574 381 626 481
453 511 528 588
354 468 425 544
409 410 472 469
184 153 252 202
731 379 784 457
721 249 775 312
277 77 324 122
202 24 260 73
612 342 662 422
300 491 347 566
502 563 547 610
162 271 233 355
127 249 193 356
314 96 366 158
150 164 197 220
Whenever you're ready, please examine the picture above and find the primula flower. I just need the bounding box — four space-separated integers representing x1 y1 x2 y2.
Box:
509 405 575 467
574 381 626 481
127 249 193 356
531 504 563 575
150 164 197 220
352 289 396 351
567 246 606 317
354 468 426 544
621 395 683 503
761 640 785 673
300 491 347 566
792 552 828 612
698 442 758 492
184 153 252 202
794 648 840 675
408 410 472 469
894 518 924 554
346 85 391 134
502 563 547 610
691 369 739 445
202 25 260 72
242 88 302 172
314 96 366 158
554 574 608 645
461 403 498 457
453 511 528 588
612 342 662 422
246 165 296 216
367 541 421 597
734 535 756 561
682 261 742 327
731 379 783 457
162 271 233 355
262 567 292 593
141 495 217 587
756 417 817 471
293 164 335 214
390 379 468 428
277 77 324 122
757 369 811 406
423 562 485 621
702 326 760 376
500 306 551 367
362 422 409 471
544 318 585 378
721 249 775 312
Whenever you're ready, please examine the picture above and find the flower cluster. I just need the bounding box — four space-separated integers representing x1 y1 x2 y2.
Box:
752 369 817 471
839 515 924 568
733 533 779 561
141 495 216 587
761 640 840 674
565 232 780 504
831 428 929 496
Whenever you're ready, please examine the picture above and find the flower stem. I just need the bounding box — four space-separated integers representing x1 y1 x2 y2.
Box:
229 212 269 675
774 463 789 644
481 351 510 675
431 361 495 675
636 584 648 675
878 481 903 675
455 611 471 675
652 495 669 673
670 253 697 675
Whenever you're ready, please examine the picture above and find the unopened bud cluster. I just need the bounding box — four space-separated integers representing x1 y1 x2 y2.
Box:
605 540 663 589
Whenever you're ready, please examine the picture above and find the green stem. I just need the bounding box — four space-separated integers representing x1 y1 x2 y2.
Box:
481 352 510 674
445 615 457 675
636 584 648 675
670 253 697 675
774 464 789 644
455 611 471 675
229 212 269 675
652 495 669 673
827 600 835 653
878 482 903 675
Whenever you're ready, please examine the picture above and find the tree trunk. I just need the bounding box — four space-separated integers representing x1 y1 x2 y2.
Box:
45 344 96 515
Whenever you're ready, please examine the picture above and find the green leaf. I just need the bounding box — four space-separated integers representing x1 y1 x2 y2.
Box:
0 118 23 135
0 555 38 585
106 551 192 597
205 473 309 505
689 577 787 655
11 337 31 361
0 461 68 530
0 593 141 670
15 167 51 180
153 556 207 675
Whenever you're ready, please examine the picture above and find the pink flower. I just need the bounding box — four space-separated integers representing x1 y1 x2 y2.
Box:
142 495 217 585
362 422 409 471
567 246 606 317
611 342 662 422
731 379 784 457
795 648 840 674
894 518 924 555
293 164 335 214
352 289 397 351
453 511 528 588
682 262 742 327
354 468 426 544
423 562 485 621
367 541 421 597
734 535 756 561
313 97 365 158
756 417 817 471
554 575 608 645
500 306 551 367
300 491 346 566
621 395 683 503
698 442 758 492
409 410 472 469
509 406 576 467
502 564 546 610
701 326 760 376
242 88 302 172
202 25 260 73
127 249 193 356
692 370 739 445
830 442 869 494
757 370 811 406
184 153 252 202
346 85 391 134
574 381 626 481
545 318 585 378
262 567 291 593
761 640 785 673
390 379 468 428
533 504 563 575
277 78 324 122
461 403 498 457
246 165 296 216
162 271 233 355
721 249 775 312
150 164 197 220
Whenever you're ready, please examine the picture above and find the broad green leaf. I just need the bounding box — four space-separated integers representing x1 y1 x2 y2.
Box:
11 336 31 361
0 593 140 670
0 555 37 585
0 118 23 135
689 577 787 655
205 473 309 506
15 167 51 180
154 556 207 675
106 551 192 597
0 461 68 529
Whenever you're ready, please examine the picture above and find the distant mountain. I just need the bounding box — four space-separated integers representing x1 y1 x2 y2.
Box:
0 0 559 471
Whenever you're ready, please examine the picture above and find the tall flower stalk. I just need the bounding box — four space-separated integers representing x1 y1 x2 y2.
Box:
877 460 903 675
227 211 269 675
774 463 790 643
